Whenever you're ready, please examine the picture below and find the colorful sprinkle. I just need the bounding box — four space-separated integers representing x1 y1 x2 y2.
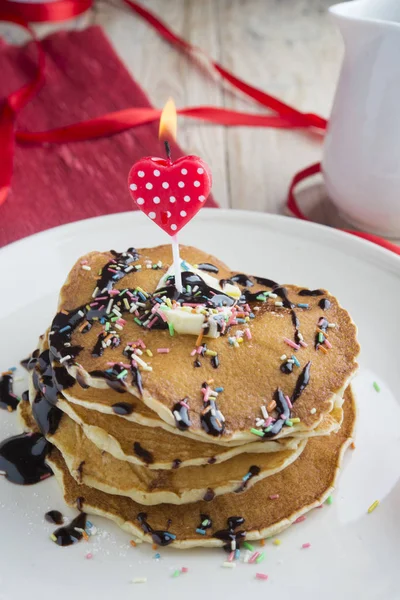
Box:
310 407 316 415
326 495 333 505
297 303 309 309
85 552 93 559
294 515 306 524
250 428 264 438
255 573 269 581
243 541 254 551
269 494 279 500
157 348 170 354
81 265 91 271
244 328 252 340
373 381 381 392
368 500 380 514
302 543 311 549
255 552 265 563
283 337 301 350
273 539 281 546
196 528 206 535
249 551 260 564
168 322 175 336
181 567 188 573
132 577 147 584
129 540 137 547
291 354 300 367
172 569 181 578
222 562 236 569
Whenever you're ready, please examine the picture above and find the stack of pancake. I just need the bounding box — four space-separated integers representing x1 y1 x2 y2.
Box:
19 245 359 548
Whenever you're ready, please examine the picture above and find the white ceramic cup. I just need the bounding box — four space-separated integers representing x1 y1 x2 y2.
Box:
322 0 400 237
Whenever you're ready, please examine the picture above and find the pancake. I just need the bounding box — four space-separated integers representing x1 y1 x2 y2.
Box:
56 395 342 470
30 336 342 471
44 386 356 548
48 245 359 445
20 399 306 506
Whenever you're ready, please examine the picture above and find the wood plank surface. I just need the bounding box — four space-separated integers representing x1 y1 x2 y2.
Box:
3 0 397 243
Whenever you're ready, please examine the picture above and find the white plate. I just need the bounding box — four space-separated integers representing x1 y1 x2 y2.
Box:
0 210 399 600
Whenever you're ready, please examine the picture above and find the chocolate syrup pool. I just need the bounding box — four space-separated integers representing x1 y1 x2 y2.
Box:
0 433 52 485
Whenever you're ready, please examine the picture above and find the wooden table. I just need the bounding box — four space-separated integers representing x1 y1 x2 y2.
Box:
1 0 365 233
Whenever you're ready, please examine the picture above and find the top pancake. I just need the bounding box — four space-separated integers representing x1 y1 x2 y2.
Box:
48 244 359 444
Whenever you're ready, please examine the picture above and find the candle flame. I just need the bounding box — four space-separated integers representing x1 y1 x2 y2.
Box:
159 98 177 142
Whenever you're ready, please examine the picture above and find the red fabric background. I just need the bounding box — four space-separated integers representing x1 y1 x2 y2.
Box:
0 25 217 248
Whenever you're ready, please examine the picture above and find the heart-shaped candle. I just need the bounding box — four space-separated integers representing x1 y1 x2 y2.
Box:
127 99 212 293
128 155 212 235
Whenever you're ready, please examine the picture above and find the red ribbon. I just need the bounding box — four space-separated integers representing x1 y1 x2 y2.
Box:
1 0 399 256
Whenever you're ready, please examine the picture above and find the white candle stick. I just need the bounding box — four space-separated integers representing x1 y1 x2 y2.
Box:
171 234 182 293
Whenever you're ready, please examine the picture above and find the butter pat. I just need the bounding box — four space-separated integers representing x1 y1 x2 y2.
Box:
155 262 240 338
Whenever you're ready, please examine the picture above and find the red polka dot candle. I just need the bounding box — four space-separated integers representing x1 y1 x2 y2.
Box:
128 99 212 293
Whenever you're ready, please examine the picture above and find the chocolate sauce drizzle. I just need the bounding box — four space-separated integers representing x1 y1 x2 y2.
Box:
32 393 63 436
133 442 154 464
51 512 87 546
20 349 39 371
213 516 246 551
231 273 254 288
89 369 127 393
235 465 261 493
137 513 176 546
0 345 77 486
156 271 236 311
319 298 331 310
298 289 324 297
280 360 294 375
112 402 134 415
201 395 225 437
197 263 219 274
262 389 291 438
263 364 311 438
291 361 311 403
0 433 52 485
200 382 225 437
45 510 64 525
211 355 220 369
196 513 212 533
0 373 19 411
203 488 216 502
48 249 140 373
172 400 192 430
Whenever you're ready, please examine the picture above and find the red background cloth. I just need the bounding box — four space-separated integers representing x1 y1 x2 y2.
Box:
0 25 217 248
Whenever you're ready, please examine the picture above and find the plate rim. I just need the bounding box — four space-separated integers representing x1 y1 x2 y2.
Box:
2 209 399 273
